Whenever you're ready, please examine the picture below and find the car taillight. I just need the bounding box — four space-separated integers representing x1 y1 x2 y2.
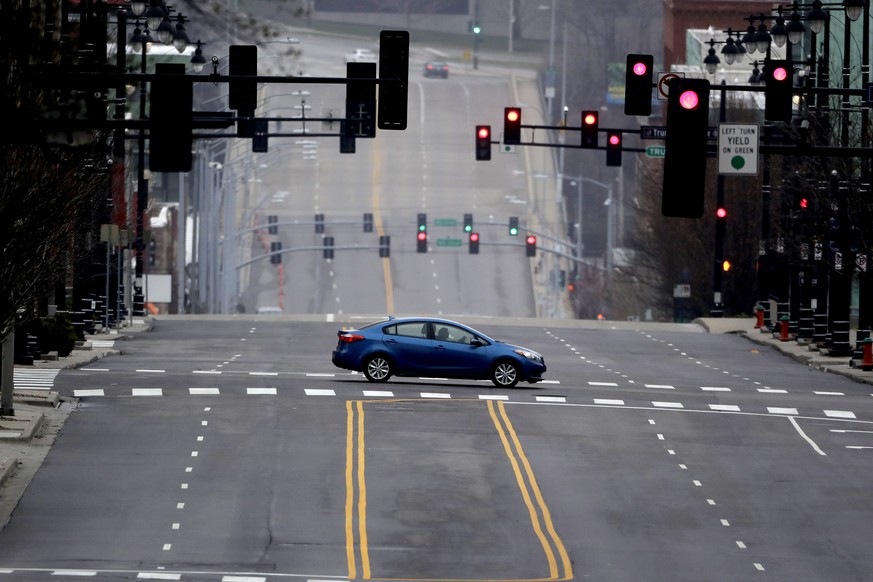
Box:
338 333 364 343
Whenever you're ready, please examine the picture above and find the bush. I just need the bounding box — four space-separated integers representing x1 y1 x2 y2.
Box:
34 313 76 357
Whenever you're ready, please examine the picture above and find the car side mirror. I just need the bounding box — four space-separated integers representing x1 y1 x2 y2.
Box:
470 339 485 347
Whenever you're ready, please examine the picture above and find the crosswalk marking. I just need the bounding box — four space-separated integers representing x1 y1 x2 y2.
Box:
710 404 741 412
13 368 60 391
132 388 163 396
189 388 220 395
246 388 277 395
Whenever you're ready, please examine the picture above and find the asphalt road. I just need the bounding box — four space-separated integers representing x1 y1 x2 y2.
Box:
2 317 873 581
238 31 539 318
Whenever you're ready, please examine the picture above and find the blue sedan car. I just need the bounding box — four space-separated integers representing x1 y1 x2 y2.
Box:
331 317 546 387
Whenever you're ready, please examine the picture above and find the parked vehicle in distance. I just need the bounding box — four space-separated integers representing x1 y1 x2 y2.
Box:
423 61 449 78
255 306 283 315
345 48 377 64
331 316 546 387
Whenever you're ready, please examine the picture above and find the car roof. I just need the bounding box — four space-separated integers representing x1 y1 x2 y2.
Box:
361 316 495 340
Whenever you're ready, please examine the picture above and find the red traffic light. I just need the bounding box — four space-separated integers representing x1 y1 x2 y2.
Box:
799 197 809 209
631 61 648 76
417 232 427 241
583 111 598 126
608 133 621 146
772 66 789 82
678 90 700 110
469 233 480 242
477 126 490 139
506 109 520 122
716 207 727 218
526 235 536 245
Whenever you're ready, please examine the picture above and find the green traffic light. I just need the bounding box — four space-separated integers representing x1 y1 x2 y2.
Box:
419 224 426 232
472 25 481 34
464 225 472 232
509 227 518 236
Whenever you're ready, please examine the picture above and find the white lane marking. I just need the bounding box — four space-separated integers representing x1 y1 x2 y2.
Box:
73 389 105 397
814 391 845 396
824 410 856 419
536 396 566 403
693 480 702 487
754 563 765 571
645 384 675 390
758 388 788 394
539 380 561 384
653 401 684 409
831 429 873 434
721 519 730 527
82 368 109 372
419 377 448 381
701 386 731 392
710 404 741 412
306 373 336 377
768 407 798 415
50 570 98 576
132 388 163 396
588 381 618 387
138 571 178 579
594 399 625 406
363 390 394 397
789 417 827 456
246 388 277 395
222 576 268 582
193 370 222 375
421 392 451 399
249 372 278 376
189 388 220 395
846 446 873 450
136 369 165 374
304 389 336 396
479 395 509 401
736 541 747 549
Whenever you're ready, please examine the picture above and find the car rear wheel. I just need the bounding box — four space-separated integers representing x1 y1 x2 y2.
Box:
363 355 392 382
491 361 519 388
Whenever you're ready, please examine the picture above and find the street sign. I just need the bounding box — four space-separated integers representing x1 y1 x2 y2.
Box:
436 238 463 247
657 72 684 100
433 218 457 227
641 125 667 140
717 123 760 175
645 145 666 158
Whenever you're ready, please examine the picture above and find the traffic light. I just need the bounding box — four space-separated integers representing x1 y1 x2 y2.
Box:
323 236 335 260
363 212 373 232
662 77 710 218
379 235 390 258
270 241 282 264
624 54 654 116
252 118 268 153
525 235 537 257
346 62 376 138
267 215 278 235
417 213 427 253
581 110 598 148
509 216 519 236
464 213 473 233
475 125 491 160
315 213 325 233
150 63 192 172
765 60 793 122
606 131 622 166
377 30 409 130
469 232 480 254
722 259 732 272
228 45 257 138
503 107 521 145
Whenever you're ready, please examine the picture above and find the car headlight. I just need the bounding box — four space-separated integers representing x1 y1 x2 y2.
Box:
514 349 543 363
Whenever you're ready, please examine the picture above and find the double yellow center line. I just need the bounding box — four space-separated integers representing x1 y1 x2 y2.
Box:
344 399 573 581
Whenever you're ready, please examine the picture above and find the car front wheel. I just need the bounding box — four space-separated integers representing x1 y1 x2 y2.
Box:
363 355 392 382
491 361 519 387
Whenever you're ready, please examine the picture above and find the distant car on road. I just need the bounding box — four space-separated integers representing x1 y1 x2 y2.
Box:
423 61 449 78
331 316 546 387
345 48 377 64
255 306 283 315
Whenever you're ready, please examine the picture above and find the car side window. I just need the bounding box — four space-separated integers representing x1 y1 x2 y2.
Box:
395 322 429 339
435 324 475 344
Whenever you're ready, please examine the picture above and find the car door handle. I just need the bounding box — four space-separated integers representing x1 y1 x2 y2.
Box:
435 344 446 350
385 338 398 344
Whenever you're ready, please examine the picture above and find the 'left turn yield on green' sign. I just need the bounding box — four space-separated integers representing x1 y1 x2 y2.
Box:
718 123 759 176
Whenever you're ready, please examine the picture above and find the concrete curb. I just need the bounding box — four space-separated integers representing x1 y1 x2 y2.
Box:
0 456 18 491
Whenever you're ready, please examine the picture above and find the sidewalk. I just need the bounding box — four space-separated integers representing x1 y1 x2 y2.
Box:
0 318 153 523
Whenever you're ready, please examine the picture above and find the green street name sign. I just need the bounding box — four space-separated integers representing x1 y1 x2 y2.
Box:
434 218 458 227
645 145 666 158
436 238 463 247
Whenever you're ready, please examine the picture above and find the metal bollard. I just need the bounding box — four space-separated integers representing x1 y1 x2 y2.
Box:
780 315 790 342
